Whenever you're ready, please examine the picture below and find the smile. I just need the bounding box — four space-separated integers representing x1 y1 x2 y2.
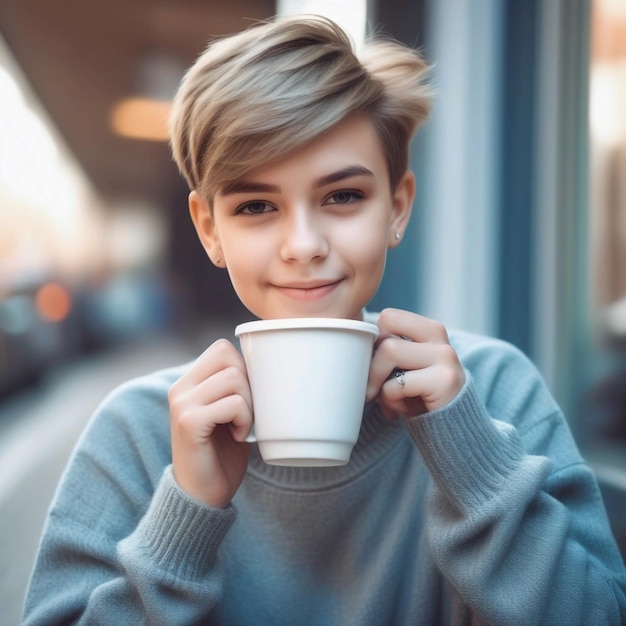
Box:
272 279 344 301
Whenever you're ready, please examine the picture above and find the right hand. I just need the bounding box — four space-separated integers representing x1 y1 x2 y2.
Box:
169 338 253 508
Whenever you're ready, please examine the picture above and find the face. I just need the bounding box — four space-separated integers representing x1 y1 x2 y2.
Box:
190 113 414 321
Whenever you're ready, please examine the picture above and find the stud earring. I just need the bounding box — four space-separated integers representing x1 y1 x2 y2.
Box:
394 232 401 240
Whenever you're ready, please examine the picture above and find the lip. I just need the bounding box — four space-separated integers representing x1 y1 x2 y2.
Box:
272 279 344 301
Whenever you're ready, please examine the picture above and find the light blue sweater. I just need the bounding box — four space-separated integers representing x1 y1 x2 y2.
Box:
23 326 626 624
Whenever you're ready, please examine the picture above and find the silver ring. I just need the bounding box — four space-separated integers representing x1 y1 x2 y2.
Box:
394 369 406 386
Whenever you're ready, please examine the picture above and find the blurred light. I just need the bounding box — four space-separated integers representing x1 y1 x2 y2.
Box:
601 0 626 20
605 297 626 336
590 63 626 146
0 66 59 206
109 97 171 142
590 0 626 147
35 283 72 323
104 203 166 270
1 41 105 280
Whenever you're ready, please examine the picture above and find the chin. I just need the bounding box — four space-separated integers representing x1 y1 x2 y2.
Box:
252 308 361 321
243 294 368 320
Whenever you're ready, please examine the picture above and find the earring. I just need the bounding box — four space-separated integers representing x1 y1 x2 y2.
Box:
394 232 401 240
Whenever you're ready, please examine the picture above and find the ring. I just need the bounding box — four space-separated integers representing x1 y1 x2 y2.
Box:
394 369 406 386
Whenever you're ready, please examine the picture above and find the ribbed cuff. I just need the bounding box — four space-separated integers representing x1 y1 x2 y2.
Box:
403 373 524 511
131 466 236 581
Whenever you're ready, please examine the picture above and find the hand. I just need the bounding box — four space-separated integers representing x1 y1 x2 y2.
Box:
169 338 253 508
365 308 465 419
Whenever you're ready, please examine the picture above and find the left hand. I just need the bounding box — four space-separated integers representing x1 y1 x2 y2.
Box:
365 308 466 419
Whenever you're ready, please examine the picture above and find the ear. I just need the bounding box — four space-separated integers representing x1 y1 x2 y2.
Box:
388 170 415 248
188 190 223 267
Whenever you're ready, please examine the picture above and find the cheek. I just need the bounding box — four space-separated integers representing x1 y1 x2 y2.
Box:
221 238 262 292
349 234 388 308
224 261 263 316
340 216 390 270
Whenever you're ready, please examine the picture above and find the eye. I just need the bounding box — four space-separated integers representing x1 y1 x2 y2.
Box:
325 190 364 205
235 201 275 215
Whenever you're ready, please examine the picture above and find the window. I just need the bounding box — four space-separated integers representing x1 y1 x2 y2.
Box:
585 0 626 473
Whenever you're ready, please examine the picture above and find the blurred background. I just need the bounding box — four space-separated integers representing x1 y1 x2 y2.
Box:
0 0 624 621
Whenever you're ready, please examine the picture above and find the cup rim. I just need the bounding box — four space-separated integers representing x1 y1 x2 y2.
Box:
235 317 379 337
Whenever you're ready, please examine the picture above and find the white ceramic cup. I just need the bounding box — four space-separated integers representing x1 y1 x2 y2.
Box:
235 318 379 467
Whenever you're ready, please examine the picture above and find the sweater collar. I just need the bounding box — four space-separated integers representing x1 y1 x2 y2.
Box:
246 401 406 490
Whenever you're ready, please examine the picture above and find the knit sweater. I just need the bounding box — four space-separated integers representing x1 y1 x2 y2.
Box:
23 325 626 625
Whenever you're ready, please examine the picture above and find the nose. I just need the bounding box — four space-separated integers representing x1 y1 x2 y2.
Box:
279 209 329 263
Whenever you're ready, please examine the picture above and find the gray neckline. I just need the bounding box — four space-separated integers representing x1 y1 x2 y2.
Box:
246 402 407 490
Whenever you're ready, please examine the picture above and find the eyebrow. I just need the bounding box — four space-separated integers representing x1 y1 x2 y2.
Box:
314 165 374 187
220 165 374 196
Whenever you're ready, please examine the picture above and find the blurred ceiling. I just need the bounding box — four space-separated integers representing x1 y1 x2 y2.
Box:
0 0 276 210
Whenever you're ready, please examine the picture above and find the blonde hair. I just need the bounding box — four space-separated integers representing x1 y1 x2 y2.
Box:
169 15 431 201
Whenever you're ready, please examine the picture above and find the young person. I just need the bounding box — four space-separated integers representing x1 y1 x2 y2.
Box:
23 15 626 625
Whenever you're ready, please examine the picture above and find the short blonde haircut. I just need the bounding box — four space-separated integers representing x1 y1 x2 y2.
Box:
169 15 431 201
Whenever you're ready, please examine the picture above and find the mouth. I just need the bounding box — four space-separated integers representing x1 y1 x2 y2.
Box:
272 279 344 301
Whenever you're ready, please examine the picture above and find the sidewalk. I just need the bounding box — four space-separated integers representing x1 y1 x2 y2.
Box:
0 327 224 625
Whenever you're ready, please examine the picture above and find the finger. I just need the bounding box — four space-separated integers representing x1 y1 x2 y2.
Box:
377 308 450 345
172 393 253 444
175 338 246 390
169 368 252 441
366 339 448 401
207 394 254 442
379 364 464 414
182 365 252 414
